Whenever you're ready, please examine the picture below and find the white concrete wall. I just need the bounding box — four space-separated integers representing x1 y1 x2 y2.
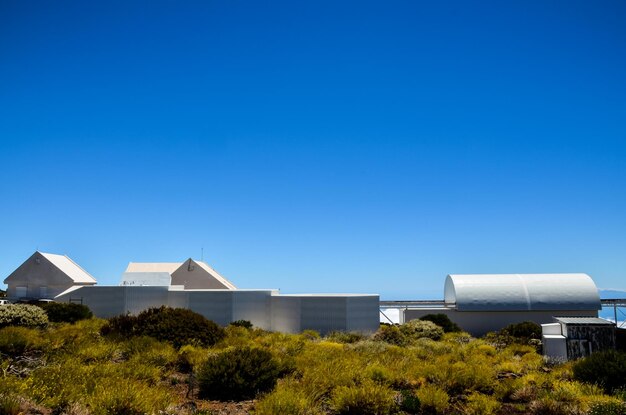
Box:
56 287 378 334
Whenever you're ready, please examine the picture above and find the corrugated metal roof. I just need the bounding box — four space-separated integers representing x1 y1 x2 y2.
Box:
445 273 601 312
125 262 181 274
554 317 614 325
41 252 97 283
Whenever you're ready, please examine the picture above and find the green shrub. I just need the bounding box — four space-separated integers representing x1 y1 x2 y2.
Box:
255 380 321 415
415 384 449 414
330 381 396 415
326 331 366 344
465 392 501 415
39 302 92 323
588 399 626 415
100 313 136 338
0 326 45 356
573 350 626 394
420 314 461 333
88 380 172 415
0 393 21 415
399 389 421 414
401 319 444 341
197 346 281 401
501 321 542 340
229 319 253 329
373 325 407 346
101 307 225 348
0 304 48 329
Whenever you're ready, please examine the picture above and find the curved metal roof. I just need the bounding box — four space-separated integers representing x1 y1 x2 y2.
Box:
444 273 601 311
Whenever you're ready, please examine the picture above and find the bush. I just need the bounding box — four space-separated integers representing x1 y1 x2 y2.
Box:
501 321 542 340
373 324 407 346
573 350 626 394
399 389 421 414
0 393 21 415
255 380 321 415
401 320 444 341
330 382 396 415
38 302 92 323
101 307 225 348
465 392 501 415
0 326 45 356
197 346 281 401
415 385 449 414
229 319 253 329
0 304 48 329
420 314 461 333
326 331 366 344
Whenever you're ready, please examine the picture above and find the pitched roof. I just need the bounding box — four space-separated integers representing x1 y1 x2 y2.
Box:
40 252 97 283
193 260 237 290
125 262 181 274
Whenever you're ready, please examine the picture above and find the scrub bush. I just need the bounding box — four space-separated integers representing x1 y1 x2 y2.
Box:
0 304 48 329
573 350 626 394
101 307 225 348
401 319 444 341
373 324 407 346
326 331 366 344
255 379 321 415
0 326 45 356
501 321 542 340
399 389 421 414
330 381 397 415
197 346 281 401
465 392 501 415
0 393 20 415
415 384 449 414
229 319 253 329
38 302 92 323
420 314 462 333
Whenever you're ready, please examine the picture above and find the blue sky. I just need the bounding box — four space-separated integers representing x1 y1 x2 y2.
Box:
1 1 625 299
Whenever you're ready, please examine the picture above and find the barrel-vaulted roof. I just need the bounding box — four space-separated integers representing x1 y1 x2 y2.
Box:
444 273 601 311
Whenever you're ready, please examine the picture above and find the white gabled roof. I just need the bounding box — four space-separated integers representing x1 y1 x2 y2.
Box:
445 273 601 312
125 262 181 274
193 260 237 290
40 252 97 284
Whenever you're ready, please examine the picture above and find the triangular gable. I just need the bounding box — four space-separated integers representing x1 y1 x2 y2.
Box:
171 258 237 290
4 251 96 285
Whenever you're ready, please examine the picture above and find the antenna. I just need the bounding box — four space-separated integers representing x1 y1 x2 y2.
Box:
201 247 204 262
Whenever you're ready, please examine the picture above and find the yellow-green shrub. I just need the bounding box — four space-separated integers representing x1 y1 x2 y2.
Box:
415 384 449 414
330 381 396 415
465 392 501 415
0 326 46 356
255 379 321 415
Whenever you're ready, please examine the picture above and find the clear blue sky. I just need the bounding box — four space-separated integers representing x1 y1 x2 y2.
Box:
1 1 625 299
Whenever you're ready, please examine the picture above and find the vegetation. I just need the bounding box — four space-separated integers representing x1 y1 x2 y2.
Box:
101 306 225 348
38 302 93 323
197 346 281 401
573 350 626 393
420 314 461 333
229 319 253 329
0 313 624 414
0 304 48 329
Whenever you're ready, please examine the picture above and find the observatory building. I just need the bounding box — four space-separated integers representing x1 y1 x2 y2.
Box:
401 273 602 336
3 251 379 335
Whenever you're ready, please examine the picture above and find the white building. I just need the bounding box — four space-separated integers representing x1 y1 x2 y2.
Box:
4 251 97 299
4 252 379 335
402 273 601 336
